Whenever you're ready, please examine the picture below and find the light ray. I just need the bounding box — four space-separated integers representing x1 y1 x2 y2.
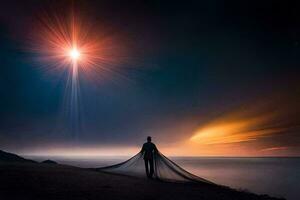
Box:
28 8 128 138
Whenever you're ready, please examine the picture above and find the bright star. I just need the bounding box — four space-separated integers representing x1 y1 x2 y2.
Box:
69 48 80 61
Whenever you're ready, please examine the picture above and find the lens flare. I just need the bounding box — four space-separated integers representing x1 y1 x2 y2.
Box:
69 48 80 61
27 7 128 138
28 7 127 83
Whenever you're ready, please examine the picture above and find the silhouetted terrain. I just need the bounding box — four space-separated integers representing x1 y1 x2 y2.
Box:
0 150 36 163
41 159 58 164
0 150 284 200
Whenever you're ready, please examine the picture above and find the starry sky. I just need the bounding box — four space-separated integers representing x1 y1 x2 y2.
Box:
0 0 299 156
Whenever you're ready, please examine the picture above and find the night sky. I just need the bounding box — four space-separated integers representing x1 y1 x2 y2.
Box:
0 0 299 156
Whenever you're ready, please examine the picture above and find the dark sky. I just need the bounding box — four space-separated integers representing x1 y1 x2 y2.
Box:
0 0 299 156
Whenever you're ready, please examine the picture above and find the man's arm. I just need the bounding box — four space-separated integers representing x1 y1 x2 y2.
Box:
141 144 145 154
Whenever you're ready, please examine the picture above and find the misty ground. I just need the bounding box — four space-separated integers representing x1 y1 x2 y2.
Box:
0 162 284 200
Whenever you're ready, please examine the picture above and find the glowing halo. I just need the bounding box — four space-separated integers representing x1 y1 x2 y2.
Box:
69 48 80 61
28 7 128 83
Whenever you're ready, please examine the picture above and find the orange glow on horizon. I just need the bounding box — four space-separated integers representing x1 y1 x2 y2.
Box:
20 95 296 157
190 118 285 145
183 99 300 156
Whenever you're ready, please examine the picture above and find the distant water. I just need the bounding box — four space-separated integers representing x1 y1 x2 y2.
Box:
27 155 300 200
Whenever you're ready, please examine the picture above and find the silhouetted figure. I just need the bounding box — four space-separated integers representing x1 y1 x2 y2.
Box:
141 136 158 178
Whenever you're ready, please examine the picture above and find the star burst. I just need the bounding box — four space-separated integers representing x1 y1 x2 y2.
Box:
29 9 125 83
27 9 128 137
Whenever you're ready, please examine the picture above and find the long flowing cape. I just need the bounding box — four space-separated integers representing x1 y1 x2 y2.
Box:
97 150 213 184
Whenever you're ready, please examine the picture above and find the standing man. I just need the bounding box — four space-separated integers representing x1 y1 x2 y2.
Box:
141 136 158 178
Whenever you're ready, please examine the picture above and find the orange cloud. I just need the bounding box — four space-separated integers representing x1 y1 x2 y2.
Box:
260 146 289 152
184 96 300 156
190 113 285 145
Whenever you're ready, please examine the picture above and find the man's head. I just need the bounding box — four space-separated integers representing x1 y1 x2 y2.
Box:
147 136 152 142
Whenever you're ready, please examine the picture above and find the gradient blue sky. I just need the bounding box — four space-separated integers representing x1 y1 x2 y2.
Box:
0 0 299 156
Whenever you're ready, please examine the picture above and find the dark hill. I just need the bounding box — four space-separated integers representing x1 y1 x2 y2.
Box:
0 162 284 200
0 150 36 163
41 159 58 164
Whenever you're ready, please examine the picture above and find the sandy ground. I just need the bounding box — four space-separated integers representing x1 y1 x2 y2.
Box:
0 162 283 200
